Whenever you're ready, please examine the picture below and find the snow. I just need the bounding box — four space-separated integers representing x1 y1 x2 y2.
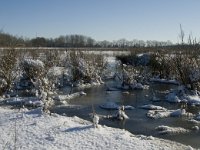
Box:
47 67 64 77
163 86 200 106
22 59 44 69
170 109 187 117
192 126 199 131
115 108 129 120
147 110 172 119
0 107 192 150
106 56 117 64
4 97 43 107
165 92 181 103
147 109 193 119
187 119 200 124
140 104 166 110
186 95 200 106
165 90 200 106
155 125 190 135
2 92 86 107
92 114 99 128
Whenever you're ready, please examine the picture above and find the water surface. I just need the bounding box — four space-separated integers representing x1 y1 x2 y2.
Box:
52 82 200 148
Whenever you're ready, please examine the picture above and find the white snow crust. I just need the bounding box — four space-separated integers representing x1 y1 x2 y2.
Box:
0 107 193 150
155 125 190 135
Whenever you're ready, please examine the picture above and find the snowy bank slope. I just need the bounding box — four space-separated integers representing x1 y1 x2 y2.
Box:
0 107 193 150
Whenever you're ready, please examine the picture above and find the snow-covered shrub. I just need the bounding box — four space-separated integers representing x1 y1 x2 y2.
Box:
64 51 106 85
149 52 174 79
18 59 43 96
172 52 200 90
47 67 66 88
19 58 56 110
116 52 153 89
0 48 19 95
114 62 149 89
43 49 61 68
20 59 44 79
121 65 135 86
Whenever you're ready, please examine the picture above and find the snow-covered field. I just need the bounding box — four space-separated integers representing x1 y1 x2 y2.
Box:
0 107 194 150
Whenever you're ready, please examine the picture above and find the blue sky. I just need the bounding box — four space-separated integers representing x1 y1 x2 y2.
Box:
0 0 200 42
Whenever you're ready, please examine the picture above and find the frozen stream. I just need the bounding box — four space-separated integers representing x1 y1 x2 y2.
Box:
50 53 200 148
1 49 199 148
52 82 200 148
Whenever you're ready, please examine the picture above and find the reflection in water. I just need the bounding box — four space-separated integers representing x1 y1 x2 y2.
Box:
52 83 200 148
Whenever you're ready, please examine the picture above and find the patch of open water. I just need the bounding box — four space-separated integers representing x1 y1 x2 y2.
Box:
52 82 200 148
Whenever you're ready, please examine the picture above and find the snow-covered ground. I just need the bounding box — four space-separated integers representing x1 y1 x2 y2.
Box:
0 107 193 150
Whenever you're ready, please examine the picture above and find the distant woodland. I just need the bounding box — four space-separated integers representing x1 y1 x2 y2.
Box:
0 31 173 48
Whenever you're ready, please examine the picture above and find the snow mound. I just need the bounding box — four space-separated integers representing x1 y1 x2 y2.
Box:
115 109 129 120
155 125 190 135
187 119 200 124
165 92 181 103
140 104 166 110
186 95 200 106
165 90 200 106
170 109 186 117
22 59 44 69
147 109 193 119
4 97 43 107
0 107 192 150
147 110 172 119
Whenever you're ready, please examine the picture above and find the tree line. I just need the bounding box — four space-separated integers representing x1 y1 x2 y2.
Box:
0 31 173 48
